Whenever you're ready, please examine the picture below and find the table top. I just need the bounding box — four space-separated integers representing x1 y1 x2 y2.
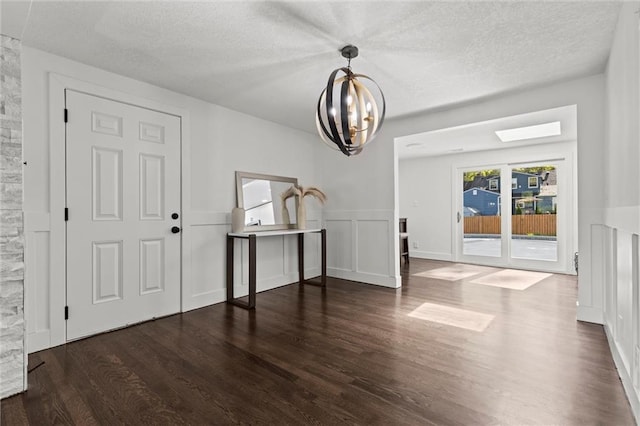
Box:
228 228 323 238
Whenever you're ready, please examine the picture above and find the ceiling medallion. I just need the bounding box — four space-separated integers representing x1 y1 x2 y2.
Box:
316 45 386 157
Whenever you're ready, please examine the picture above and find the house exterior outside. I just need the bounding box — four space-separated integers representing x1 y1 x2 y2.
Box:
464 170 557 215
463 188 500 216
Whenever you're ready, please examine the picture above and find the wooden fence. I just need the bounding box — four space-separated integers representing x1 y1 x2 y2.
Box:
464 214 556 236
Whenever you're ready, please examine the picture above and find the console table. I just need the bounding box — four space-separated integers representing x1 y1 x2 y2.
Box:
226 228 327 309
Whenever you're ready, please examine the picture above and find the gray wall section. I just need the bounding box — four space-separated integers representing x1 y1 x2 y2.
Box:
0 34 25 399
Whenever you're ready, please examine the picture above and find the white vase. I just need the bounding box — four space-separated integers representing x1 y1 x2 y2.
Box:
297 199 307 230
231 207 245 233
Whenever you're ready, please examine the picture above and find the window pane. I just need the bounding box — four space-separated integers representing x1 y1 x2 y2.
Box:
463 169 501 257
511 166 557 261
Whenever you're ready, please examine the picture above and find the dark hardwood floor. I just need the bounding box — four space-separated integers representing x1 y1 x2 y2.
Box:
1 259 635 425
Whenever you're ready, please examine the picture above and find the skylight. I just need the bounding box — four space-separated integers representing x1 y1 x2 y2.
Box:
495 121 561 142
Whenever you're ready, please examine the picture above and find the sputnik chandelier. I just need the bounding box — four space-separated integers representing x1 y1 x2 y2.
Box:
316 45 386 157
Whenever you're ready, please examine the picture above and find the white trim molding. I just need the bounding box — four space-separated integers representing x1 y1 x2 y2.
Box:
409 250 453 262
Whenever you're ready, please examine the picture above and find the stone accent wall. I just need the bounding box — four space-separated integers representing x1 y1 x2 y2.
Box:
0 34 25 399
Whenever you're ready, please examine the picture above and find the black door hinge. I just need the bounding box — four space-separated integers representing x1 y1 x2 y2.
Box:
64 306 69 320
64 109 68 123
65 208 69 221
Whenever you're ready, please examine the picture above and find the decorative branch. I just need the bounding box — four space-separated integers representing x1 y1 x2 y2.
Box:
280 185 302 224
280 185 327 229
300 187 327 204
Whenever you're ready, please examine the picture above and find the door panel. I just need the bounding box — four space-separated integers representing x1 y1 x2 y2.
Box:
66 90 181 340
510 165 557 262
92 147 123 221
139 154 165 220
457 161 567 273
461 168 502 258
92 111 123 137
92 241 123 303
140 238 165 295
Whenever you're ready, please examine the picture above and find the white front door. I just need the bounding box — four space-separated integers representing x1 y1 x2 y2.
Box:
66 90 181 340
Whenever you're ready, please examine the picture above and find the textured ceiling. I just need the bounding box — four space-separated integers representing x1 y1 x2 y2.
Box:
1 1 621 133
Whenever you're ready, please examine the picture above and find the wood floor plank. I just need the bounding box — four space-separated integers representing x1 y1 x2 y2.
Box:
35 350 100 426
0 394 29 425
1 259 635 425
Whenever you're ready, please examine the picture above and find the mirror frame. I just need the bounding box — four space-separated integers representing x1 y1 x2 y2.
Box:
235 171 299 232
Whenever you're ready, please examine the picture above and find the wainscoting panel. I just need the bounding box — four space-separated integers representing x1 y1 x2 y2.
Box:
302 218 321 279
189 224 227 300
616 229 634 372
257 236 289 281
325 220 352 272
601 222 640 423
324 210 400 288
25 213 51 354
591 224 607 323
357 220 389 276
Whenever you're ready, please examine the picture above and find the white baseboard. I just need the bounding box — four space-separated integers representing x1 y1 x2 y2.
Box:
604 325 640 424
577 305 604 324
27 330 51 354
410 250 453 261
328 268 400 288
183 288 226 312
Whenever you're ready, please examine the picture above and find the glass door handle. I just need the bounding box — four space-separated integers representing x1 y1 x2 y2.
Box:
457 212 461 223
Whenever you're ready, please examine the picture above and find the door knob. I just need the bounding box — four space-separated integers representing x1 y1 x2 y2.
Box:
171 226 181 234
172 213 179 219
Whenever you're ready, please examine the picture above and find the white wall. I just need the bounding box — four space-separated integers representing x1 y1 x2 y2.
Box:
399 153 455 261
602 3 640 421
317 139 400 288
399 140 577 273
22 47 322 353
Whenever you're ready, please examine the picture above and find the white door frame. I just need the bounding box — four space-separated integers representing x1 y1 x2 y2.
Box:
48 73 192 347
453 150 576 275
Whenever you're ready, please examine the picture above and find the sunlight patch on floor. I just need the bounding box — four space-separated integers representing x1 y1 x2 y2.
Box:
412 264 492 281
408 302 494 332
469 269 552 290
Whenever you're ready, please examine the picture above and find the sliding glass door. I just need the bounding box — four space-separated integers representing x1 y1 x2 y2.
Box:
457 160 568 273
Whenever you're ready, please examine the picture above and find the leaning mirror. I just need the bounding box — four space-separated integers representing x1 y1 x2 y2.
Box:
235 171 299 231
